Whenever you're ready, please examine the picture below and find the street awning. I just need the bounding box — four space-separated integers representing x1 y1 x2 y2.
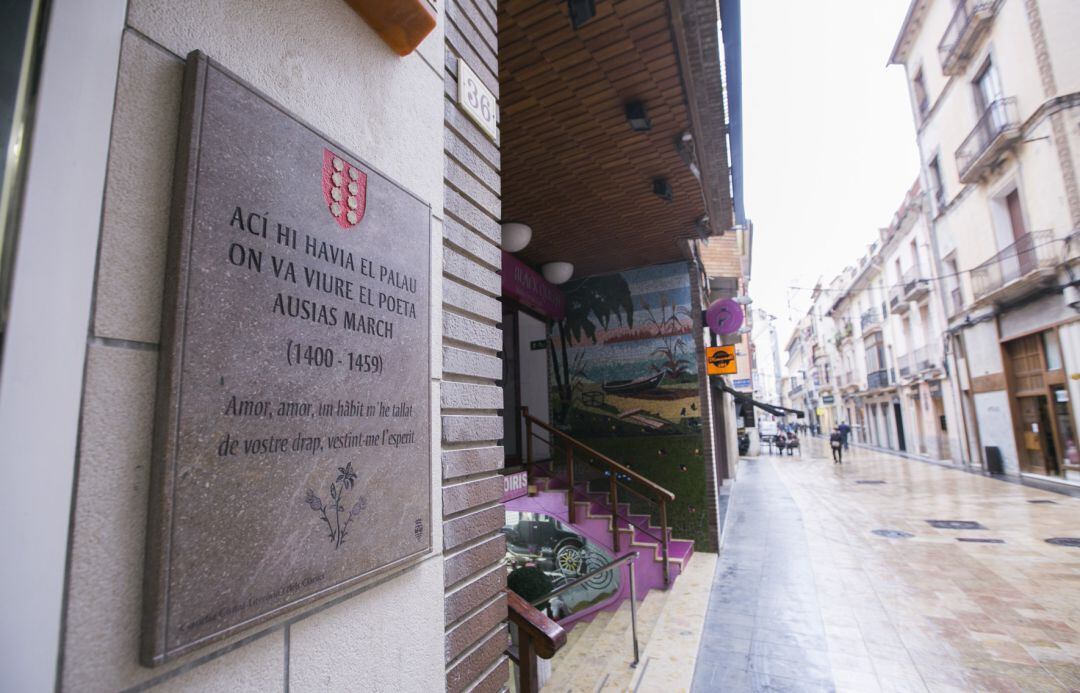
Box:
713 378 805 419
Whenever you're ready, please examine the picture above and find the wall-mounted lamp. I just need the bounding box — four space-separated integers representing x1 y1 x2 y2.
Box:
652 178 673 203
501 222 532 253
624 101 651 132
542 262 575 285
568 0 596 29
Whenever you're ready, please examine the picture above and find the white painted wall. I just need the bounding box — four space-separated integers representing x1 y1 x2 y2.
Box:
518 311 551 460
974 390 1021 473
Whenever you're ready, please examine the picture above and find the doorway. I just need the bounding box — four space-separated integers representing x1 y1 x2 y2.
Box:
1017 395 1057 475
894 402 907 452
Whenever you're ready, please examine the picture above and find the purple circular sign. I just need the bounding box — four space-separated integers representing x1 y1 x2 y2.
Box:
706 298 744 335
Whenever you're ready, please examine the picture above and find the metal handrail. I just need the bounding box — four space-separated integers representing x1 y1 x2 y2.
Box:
531 551 641 667
530 551 639 607
528 430 665 544
522 408 675 586
523 411 675 501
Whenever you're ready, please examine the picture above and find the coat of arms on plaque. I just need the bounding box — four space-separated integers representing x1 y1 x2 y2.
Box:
322 148 368 229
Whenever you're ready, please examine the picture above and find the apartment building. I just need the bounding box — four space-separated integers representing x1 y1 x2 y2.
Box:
891 0 1080 481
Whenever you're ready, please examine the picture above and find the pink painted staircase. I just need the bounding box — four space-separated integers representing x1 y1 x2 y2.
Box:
505 466 695 625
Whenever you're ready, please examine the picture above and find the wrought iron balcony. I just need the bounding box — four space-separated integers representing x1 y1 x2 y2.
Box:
970 230 1062 301
902 266 931 301
897 352 914 379
860 309 882 333
889 285 909 314
938 0 1000 75
915 346 939 373
956 98 1021 184
867 369 890 390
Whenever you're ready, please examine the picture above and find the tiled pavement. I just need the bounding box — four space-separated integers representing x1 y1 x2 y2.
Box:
691 440 1080 692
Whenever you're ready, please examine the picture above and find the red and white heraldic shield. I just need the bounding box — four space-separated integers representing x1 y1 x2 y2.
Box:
322 148 368 229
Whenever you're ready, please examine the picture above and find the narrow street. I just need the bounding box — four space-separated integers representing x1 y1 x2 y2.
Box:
692 440 1080 692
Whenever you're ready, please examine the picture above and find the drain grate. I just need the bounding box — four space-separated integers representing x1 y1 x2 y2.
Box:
872 529 914 539
927 520 986 530
856 480 886 485
1028 499 1057 504
1045 537 1080 548
957 538 1005 544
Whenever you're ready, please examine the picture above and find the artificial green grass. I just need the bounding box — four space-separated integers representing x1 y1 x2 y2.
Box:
577 433 711 550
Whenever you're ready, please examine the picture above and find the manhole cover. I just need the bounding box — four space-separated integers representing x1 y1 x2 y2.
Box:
1028 499 1057 504
872 529 914 539
927 520 986 530
856 480 886 485
957 538 1005 544
1045 538 1080 548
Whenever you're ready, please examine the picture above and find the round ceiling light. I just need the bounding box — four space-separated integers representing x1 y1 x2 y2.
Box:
541 262 575 285
500 222 532 253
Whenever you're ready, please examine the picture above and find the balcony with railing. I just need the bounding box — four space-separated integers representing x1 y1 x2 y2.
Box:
867 369 890 390
902 266 931 302
889 284 910 314
938 0 1000 75
971 230 1062 302
860 309 882 333
956 98 1021 184
897 352 914 379
915 345 941 374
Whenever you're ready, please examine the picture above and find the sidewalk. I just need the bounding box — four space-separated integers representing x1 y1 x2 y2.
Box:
691 440 1080 692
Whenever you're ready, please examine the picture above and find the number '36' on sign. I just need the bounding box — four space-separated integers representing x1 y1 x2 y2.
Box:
457 60 498 141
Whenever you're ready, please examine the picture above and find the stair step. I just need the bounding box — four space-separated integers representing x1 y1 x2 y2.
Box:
599 589 672 692
544 603 629 692
547 609 616 687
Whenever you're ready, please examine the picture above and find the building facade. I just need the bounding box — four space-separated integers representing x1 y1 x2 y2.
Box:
891 0 1080 480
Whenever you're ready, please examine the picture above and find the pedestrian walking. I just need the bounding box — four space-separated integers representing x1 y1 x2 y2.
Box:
839 422 851 451
830 427 843 464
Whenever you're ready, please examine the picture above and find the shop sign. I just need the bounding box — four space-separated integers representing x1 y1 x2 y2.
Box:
502 470 529 502
822 395 835 404
530 339 547 351
705 345 737 375
502 251 566 319
732 378 752 389
457 59 498 141
143 53 431 665
705 297 744 335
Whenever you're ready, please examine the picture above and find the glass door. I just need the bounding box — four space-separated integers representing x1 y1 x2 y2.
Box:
502 307 521 465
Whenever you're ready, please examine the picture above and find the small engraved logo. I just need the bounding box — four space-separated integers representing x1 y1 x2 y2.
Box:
322 149 368 229
414 518 424 541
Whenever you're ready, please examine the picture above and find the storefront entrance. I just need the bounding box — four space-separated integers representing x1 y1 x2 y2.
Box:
1004 330 1075 478
1017 395 1057 475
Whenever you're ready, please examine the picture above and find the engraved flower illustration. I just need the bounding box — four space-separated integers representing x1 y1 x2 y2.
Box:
304 462 365 550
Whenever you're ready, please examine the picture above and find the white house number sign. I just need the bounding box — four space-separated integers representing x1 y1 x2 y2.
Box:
457 59 498 141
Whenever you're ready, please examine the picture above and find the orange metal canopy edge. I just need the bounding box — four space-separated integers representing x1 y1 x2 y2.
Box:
345 0 436 56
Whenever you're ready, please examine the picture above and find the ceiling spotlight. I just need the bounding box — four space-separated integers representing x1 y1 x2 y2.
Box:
500 222 532 253
568 0 596 29
653 178 673 203
542 262 575 285
625 101 651 132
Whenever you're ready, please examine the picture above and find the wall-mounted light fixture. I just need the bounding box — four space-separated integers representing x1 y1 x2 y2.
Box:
500 222 532 253
542 262 575 285
568 0 596 29
653 178 673 203
624 101 651 132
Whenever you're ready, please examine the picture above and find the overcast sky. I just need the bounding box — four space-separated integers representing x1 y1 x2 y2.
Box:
741 0 921 350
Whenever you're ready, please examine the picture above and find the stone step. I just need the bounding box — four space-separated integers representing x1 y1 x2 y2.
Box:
547 608 615 684
543 602 629 692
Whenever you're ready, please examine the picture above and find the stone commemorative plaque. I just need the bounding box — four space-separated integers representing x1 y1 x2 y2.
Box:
143 52 431 665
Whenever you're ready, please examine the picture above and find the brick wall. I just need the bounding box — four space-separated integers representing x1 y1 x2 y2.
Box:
441 0 508 690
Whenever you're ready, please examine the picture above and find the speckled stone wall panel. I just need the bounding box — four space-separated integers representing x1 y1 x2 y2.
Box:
93 34 182 343
288 557 445 691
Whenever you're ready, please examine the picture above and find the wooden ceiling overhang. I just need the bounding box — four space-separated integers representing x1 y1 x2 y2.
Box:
498 0 733 278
